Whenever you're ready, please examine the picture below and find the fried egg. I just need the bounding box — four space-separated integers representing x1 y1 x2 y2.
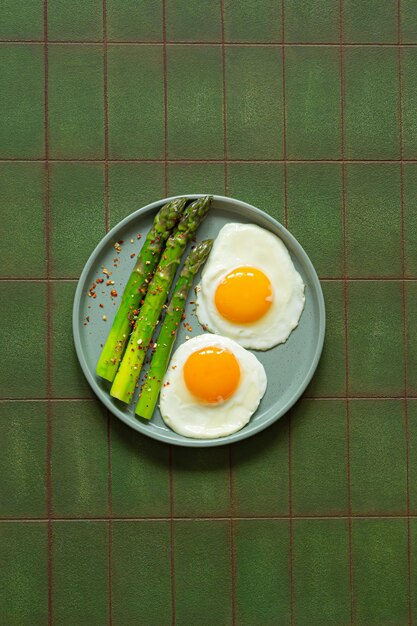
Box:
196 223 305 350
159 334 267 439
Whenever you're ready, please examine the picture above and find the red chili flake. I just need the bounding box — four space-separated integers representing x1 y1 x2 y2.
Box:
181 313 186 321
99 303 104 308
102 268 109 276
137 234 142 239
189 301 195 305
130 253 135 258
118 239 124 245
187 325 192 332
96 277 104 284
202 324 207 331
110 289 118 297
92 293 97 299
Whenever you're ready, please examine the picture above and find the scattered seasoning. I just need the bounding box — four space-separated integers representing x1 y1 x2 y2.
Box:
185 335 190 340
130 239 134 243
202 324 207 331
114 242 122 253
118 239 124 245
137 234 142 239
102 268 109 276
96 277 104 284
110 289 118 297
99 303 104 308
106 279 115 286
181 313 186 321
102 315 107 321
130 253 135 258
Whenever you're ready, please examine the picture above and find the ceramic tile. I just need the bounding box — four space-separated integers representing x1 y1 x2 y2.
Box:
345 164 401 278
174 520 232 625
227 163 284 223
48 0 103 41
167 45 223 159
0 523 48 625
352 519 409 625
107 0 163 42
285 46 341 159
109 163 165 226
343 0 397 43
0 401 46 517
291 400 348 515
49 162 105 278
348 281 404 396
226 46 283 159
287 163 343 277
111 418 170 517
108 45 164 159
51 400 108 517
349 400 407 514
0 282 47 398
52 521 109 625
284 0 339 43
293 519 351 626
233 418 289 516
0 44 44 158
234 520 290 626
112 521 171 625
48 44 104 159
224 0 281 43
0 163 45 278
0 0 43 39
165 0 221 42
344 48 399 159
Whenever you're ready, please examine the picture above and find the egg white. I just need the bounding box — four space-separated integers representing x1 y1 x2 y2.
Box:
196 223 305 350
159 334 267 439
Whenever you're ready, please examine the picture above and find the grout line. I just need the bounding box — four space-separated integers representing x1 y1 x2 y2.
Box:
2 276 417 283
220 0 228 197
0 395 416 403
1 157 417 164
43 2 53 625
397 5 413 623
162 0 169 196
162 8 175 624
339 4 354 625
169 446 176 626
281 6 295 624
1 514 416 522
102 5 113 624
3 40 417 47
220 2 235 621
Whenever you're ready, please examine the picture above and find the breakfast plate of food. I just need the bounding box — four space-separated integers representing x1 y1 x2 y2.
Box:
73 194 325 446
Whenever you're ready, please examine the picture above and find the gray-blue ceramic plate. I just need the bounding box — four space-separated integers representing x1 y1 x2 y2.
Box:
73 194 325 447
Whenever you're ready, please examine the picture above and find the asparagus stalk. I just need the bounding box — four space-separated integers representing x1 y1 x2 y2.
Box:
135 239 213 420
96 198 187 382
110 196 212 403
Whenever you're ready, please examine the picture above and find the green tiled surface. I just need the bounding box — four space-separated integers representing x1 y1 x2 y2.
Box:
234 520 290 626
48 44 104 159
52 521 109 625
1 2 416 624
292 519 351 626
0 523 48 625
352 519 410 624
167 45 223 159
0 44 44 158
47 0 103 41
226 46 283 159
285 46 341 160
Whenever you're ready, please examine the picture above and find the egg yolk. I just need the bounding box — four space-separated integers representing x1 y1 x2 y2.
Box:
214 266 273 324
183 346 241 404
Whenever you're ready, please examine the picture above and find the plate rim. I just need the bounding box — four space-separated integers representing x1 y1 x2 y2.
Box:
73 194 326 447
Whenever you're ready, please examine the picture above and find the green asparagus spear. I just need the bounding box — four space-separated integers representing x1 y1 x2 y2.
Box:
135 239 213 420
110 196 213 403
96 198 187 382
